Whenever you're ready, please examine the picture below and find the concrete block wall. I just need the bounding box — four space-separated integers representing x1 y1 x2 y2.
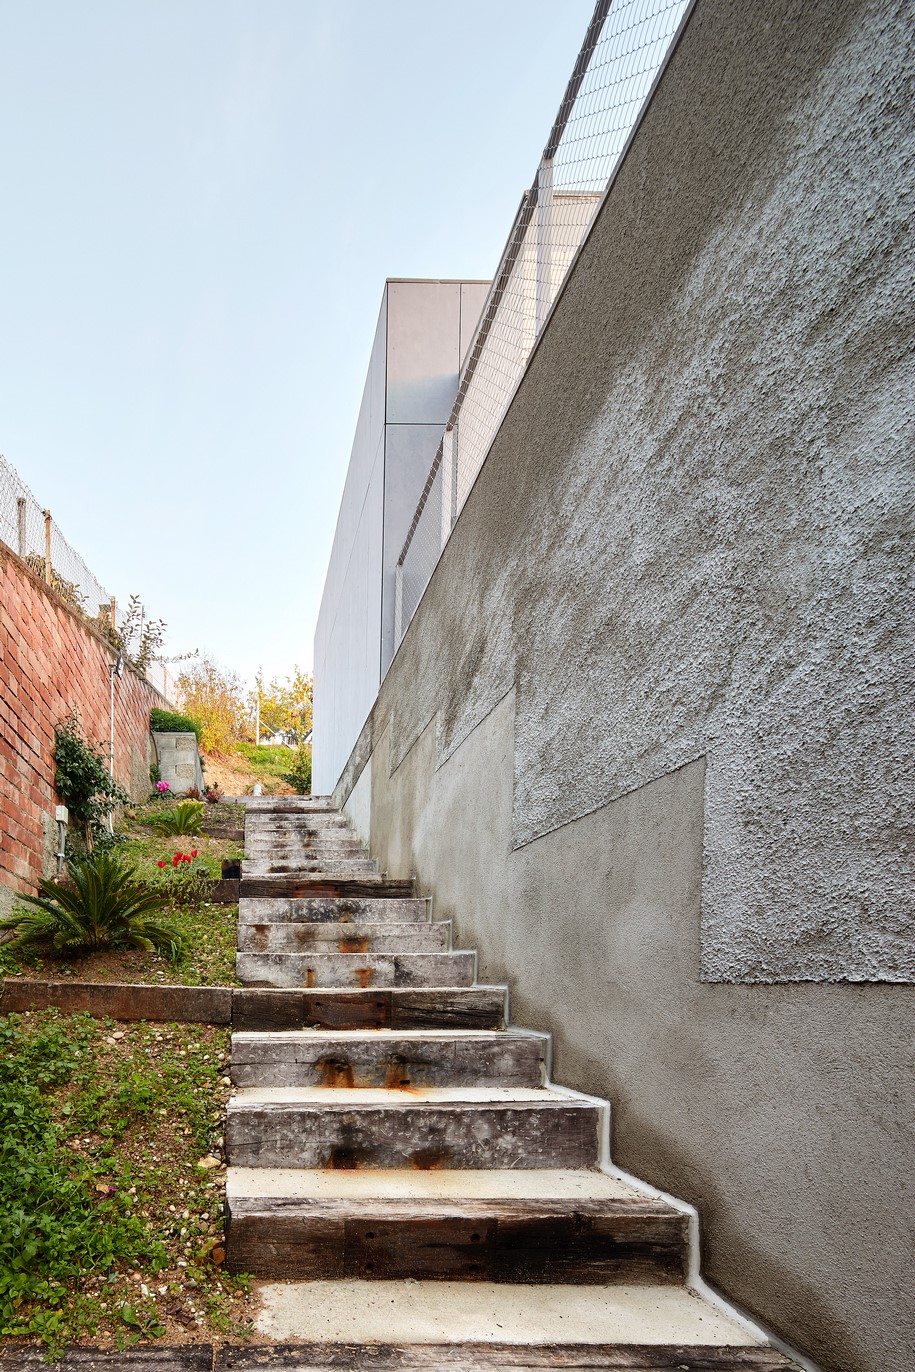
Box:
332 1 914 1368
0 541 165 912
152 731 205 794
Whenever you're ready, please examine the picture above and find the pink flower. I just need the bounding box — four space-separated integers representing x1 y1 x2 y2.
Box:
156 781 170 793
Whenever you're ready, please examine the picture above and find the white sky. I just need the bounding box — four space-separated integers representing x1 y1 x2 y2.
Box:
0 0 595 688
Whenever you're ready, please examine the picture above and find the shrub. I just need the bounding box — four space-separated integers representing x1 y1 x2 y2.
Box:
0 852 183 961
147 800 204 837
204 784 223 804
149 708 199 740
54 714 128 850
283 745 312 795
183 786 202 801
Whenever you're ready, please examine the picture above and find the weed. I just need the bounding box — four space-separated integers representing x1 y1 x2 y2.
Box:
0 1011 251 1351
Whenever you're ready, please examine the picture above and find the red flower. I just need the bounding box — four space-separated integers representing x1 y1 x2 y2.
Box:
157 860 167 868
190 850 198 858
172 854 181 867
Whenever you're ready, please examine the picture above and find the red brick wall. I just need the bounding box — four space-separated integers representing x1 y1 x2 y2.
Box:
0 541 167 897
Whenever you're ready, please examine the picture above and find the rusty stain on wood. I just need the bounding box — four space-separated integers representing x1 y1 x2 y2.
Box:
339 935 370 953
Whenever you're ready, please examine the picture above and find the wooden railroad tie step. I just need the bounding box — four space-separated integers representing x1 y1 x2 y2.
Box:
223 1168 687 1283
225 1086 602 1170
229 1028 547 1089
230 985 507 1031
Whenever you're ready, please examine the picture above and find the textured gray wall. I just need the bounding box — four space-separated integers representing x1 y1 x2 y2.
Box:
333 1 915 1369
341 0 914 986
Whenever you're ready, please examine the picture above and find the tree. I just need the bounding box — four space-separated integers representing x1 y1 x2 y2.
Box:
176 656 248 753
255 667 313 744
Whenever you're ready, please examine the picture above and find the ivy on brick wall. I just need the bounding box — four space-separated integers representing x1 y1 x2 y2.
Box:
54 713 128 852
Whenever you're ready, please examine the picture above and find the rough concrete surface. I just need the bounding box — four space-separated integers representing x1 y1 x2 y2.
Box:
329 1 915 1368
254 1280 758 1346
338 0 914 986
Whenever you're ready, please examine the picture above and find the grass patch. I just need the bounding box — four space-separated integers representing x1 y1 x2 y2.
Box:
0 814 244 986
0 903 240 987
0 1009 253 1352
232 742 296 783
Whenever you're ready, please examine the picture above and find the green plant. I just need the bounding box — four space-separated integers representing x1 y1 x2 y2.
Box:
149 762 161 785
54 713 128 850
0 1011 246 1349
282 745 312 795
110 594 166 673
0 1011 163 1346
149 707 200 741
0 852 183 961
151 854 213 907
147 800 204 837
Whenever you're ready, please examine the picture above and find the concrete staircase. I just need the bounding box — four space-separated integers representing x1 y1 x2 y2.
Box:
223 796 801 1368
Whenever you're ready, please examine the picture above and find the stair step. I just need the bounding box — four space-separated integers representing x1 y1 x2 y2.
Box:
242 859 379 876
217 1346 795 1372
240 876 414 899
251 1279 766 1351
225 1086 601 1169
224 1165 686 1282
236 951 476 989
230 1029 546 1088
231 986 507 1031
238 896 428 925
237 921 450 954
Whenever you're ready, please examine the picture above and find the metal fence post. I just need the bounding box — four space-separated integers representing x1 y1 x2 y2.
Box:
16 497 26 558
535 157 554 335
394 562 403 649
43 509 52 584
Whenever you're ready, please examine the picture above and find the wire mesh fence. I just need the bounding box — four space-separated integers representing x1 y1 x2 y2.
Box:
395 0 691 643
0 451 112 619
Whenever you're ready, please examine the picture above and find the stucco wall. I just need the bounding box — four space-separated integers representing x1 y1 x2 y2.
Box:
332 1 914 1369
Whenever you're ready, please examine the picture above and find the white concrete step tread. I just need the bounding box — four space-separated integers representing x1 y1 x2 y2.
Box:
227 1166 639 1201
238 897 429 924
235 950 476 989
237 922 450 951
232 1028 539 1045
253 1279 762 1346
231 1085 585 1105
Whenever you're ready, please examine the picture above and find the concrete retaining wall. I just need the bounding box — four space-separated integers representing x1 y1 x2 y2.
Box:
333 1 914 1368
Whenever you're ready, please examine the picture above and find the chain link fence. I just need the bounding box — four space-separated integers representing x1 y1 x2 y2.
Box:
0 451 112 619
395 0 692 646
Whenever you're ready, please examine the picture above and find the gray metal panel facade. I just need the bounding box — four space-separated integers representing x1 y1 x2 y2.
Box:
314 280 487 793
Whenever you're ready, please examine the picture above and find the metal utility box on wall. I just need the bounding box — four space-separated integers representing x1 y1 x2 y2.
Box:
313 278 489 795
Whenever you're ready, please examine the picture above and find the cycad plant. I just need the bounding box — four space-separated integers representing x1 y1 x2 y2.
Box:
147 799 204 837
0 851 184 961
